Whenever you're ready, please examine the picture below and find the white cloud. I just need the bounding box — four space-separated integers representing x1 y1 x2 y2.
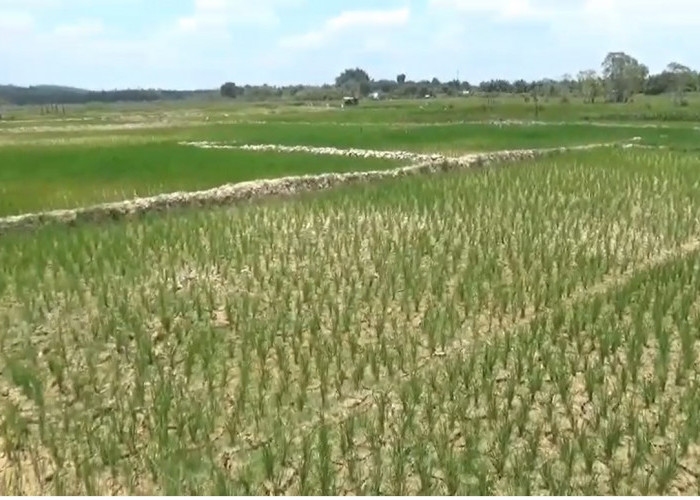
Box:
53 19 104 37
0 0 58 7
430 0 700 27
0 10 34 31
583 0 700 26
175 0 304 33
280 7 410 50
428 0 562 21
1 0 699 89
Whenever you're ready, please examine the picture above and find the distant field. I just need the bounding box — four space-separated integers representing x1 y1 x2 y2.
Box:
3 111 680 217
2 149 700 494
3 92 700 124
1 109 698 217
0 144 401 216
4 119 652 150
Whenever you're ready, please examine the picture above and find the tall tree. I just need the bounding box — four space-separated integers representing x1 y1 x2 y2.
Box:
666 62 693 105
513 79 529 94
601 52 648 103
577 69 602 103
335 68 371 96
220 82 239 99
396 73 406 85
530 82 543 119
559 73 574 97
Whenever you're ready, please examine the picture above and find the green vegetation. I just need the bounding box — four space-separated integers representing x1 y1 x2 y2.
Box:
0 144 401 216
7 109 696 216
4 92 700 126
2 149 700 494
2 59 700 494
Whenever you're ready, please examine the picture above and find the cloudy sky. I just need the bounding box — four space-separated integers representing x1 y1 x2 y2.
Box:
1 0 697 89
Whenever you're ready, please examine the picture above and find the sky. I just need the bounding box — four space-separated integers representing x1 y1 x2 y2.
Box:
1 0 698 90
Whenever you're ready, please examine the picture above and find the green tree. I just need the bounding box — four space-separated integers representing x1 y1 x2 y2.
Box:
601 52 648 103
396 73 406 85
666 62 693 105
530 82 543 118
220 82 239 99
577 69 602 103
513 79 529 94
335 68 371 97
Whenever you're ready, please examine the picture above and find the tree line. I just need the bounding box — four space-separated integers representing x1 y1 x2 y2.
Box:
0 85 216 106
1 51 697 107
220 52 698 105
303 53 697 105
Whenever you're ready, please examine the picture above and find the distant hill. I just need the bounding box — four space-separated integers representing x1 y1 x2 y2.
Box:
0 84 216 105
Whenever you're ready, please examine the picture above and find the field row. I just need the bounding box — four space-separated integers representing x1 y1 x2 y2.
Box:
4 120 695 152
3 94 700 125
0 147 402 218
0 142 622 232
3 116 695 217
1 149 699 494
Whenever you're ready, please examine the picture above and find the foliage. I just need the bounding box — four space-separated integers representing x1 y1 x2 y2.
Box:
220 82 240 99
335 68 371 97
0 144 402 216
0 85 214 105
602 52 649 103
577 70 603 104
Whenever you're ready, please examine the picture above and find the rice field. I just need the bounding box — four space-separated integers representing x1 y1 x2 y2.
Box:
0 144 404 217
2 143 700 494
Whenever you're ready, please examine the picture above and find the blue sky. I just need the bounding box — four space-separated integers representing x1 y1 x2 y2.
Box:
1 0 698 90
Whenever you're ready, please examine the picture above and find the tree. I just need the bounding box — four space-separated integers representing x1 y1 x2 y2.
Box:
577 69 602 103
601 52 648 103
335 68 371 96
530 82 543 119
513 79 529 94
220 82 239 99
397 73 406 85
666 62 693 105
645 72 674 95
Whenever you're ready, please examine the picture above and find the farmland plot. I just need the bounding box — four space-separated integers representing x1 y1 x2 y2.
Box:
0 144 402 217
1 149 700 494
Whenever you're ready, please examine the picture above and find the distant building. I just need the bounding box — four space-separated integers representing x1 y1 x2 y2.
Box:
369 92 381 100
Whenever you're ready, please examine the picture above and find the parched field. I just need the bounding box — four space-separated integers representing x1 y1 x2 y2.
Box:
1 101 700 495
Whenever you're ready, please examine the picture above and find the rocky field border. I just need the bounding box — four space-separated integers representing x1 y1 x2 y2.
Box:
0 141 638 235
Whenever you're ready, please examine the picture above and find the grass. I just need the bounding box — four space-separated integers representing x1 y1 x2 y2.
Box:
5 117 698 151
6 112 689 216
1 148 700 494
2 120 646 148
2 96 698 220
0 143 402 216
4 92 700 124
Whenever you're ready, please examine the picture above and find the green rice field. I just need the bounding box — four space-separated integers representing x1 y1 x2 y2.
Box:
1 97 700 494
